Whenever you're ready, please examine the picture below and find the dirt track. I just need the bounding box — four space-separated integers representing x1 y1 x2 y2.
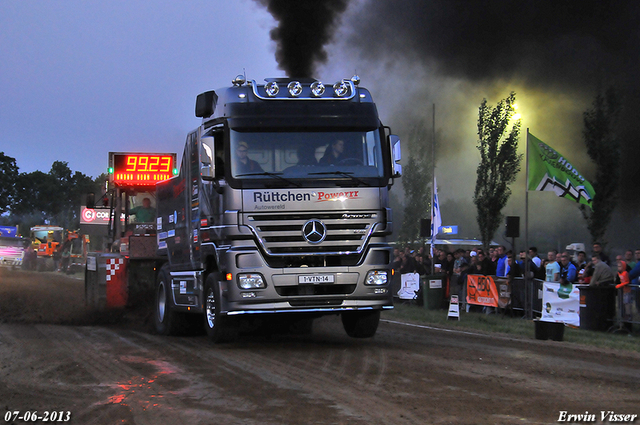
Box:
1 268 639 424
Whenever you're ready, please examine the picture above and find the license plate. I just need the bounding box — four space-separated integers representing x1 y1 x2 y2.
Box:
298 274 335 284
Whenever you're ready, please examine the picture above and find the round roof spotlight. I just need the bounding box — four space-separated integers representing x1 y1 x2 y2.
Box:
351 75 361 86
265 81 279 97
310 81 325 97
287 81 303 97
333 80 349 97
232 74 246 86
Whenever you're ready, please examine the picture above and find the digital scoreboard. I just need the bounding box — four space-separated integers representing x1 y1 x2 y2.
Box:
109 152 178 187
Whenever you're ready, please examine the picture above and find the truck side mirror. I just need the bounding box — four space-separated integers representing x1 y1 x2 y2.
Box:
389 135 402 177
196 91 218 118
200 137 215 181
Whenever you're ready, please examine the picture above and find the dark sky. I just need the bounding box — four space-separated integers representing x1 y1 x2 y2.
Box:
0 1 283 178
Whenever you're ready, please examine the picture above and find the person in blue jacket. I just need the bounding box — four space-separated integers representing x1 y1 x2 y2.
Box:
627 250 640 310
559 252 577 284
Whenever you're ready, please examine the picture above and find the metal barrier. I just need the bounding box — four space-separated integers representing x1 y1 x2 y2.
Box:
397 272 639 333
490 277 639 332
609 283 639 333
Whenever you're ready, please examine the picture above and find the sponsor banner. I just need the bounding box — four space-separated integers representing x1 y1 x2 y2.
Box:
398 273 420 300
80 206 125 226
467 275 499 307
243 187 382 211
439 225 458 235
0 226 18 237
540 281 580 327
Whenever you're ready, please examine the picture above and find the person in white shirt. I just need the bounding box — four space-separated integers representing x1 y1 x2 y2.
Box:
528 246 542 268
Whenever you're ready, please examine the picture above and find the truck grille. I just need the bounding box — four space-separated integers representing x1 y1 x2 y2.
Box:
276 284 356 297
245 212 378 256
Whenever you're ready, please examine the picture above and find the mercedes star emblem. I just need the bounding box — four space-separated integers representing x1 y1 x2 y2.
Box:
302 219 327 244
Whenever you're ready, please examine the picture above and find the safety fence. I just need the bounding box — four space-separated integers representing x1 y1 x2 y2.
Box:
394 272 639 333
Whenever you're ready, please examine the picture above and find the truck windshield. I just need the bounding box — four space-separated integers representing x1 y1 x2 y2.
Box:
229 129 385 182
31 229 63 244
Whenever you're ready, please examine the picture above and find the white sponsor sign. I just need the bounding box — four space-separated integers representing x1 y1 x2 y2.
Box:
87 256 97 271
540 281 580 327
398 273 420 300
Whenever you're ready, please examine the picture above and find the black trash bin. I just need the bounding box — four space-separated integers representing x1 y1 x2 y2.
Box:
579 285 616 331
422 274 445 310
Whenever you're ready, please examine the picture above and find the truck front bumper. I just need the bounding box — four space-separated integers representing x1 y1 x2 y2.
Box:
220 246 394 315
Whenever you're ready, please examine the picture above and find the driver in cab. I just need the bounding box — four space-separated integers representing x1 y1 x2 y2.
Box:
319 139 345 165
129 197 156 223
234 141 264 174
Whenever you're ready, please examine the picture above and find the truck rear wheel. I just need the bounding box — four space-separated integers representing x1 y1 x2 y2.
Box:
341 310 381 338
154 265 186 336
204 273 238 343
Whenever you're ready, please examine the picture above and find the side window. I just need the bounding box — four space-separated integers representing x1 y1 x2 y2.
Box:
214 130 225 179
190 132 198 179
200 129 225 179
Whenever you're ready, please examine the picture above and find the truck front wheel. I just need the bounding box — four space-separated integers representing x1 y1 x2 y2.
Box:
204 273 238 343
154 265 185 335
341 310 381 338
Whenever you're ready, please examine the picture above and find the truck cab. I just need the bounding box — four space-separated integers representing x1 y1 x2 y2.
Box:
155 75 402 341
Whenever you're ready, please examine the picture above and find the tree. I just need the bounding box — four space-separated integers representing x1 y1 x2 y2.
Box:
12 162 101 231
580 87 621 245
473 92 522 250
0 152 19 214
398 121 433 243
49 161 74 227
12 171 55 220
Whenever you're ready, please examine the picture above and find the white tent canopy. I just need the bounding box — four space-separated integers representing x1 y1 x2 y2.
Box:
432 238 500 247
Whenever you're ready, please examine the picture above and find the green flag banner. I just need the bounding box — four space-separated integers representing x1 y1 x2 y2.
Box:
528 133 595 209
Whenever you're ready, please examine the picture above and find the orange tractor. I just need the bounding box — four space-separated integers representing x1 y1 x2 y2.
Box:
30 225 64 271
30 226 89 272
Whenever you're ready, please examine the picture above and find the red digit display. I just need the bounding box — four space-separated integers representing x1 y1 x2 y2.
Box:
111 153 177 187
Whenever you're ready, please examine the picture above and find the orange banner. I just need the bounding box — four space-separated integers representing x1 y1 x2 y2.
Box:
466 275 500 307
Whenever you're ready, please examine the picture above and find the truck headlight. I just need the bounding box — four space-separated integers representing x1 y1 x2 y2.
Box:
365 270 388 286
237 273 266 289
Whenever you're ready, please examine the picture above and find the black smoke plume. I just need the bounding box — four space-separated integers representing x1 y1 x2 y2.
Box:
255 0 350 78
348 0 639 90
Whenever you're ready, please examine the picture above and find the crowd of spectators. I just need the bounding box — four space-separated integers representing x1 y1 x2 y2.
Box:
393 242 640 313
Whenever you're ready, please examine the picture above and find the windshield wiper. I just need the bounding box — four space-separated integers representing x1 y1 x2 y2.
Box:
308 171 370 186
235 172 301 187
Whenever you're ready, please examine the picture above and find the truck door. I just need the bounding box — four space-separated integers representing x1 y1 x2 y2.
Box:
163 131 197 269
198 125 225 249
188 128 202 268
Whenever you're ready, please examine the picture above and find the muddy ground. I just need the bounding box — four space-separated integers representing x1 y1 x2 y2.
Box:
0 267 639 425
